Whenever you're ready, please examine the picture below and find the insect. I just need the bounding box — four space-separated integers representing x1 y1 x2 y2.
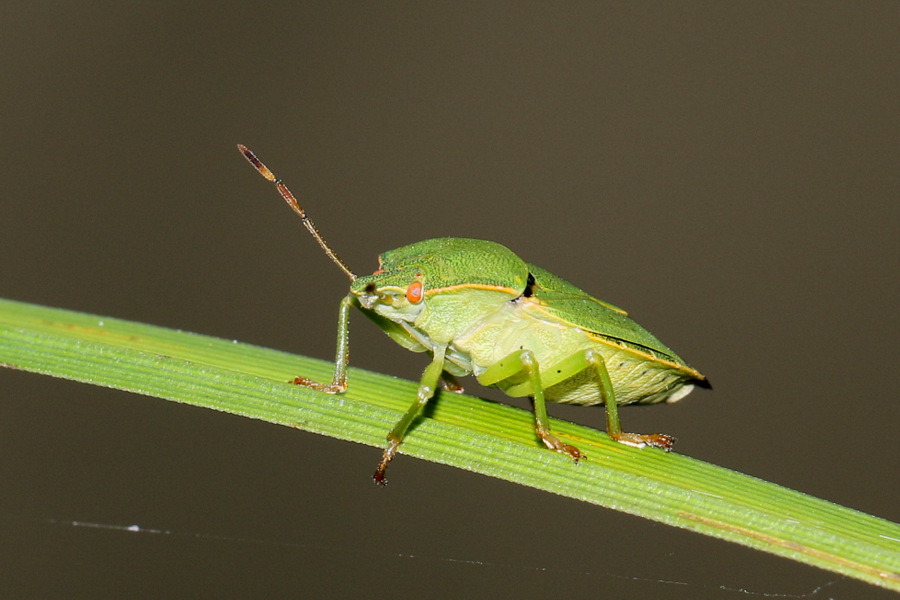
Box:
238 144 709 484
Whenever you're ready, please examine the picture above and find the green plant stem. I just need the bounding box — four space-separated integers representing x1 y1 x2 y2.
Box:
1 297 898 590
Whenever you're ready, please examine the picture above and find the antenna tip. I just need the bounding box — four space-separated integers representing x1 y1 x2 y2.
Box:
237 144 276 182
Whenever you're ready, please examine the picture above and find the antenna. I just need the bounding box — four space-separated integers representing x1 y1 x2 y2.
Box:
238 144 357 281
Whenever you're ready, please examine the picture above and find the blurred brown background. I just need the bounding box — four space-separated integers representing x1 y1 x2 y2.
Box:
1 3 897 598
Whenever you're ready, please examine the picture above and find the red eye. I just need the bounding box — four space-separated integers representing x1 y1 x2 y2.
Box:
406 281 424 304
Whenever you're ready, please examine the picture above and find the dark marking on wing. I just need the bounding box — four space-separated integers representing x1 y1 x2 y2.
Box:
521 272 537 298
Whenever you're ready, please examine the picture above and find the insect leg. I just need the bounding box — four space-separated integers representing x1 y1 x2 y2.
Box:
374 346 448 485
439 372 465 393
583 349 675 451
292 294 355 393
477 350 581 461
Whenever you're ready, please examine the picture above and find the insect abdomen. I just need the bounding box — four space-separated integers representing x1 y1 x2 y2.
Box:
453 299 697 405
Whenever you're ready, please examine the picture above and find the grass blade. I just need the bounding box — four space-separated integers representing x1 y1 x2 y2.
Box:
1 297 898 590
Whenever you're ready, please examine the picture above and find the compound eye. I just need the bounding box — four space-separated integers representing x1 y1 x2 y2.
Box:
406 280 424 304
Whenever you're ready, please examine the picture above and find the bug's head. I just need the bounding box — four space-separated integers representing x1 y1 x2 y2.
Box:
351 264 429 323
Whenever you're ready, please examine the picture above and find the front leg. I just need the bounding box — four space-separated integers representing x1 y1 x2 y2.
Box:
291 294 355 393
374 346 448 485
477 350 581 461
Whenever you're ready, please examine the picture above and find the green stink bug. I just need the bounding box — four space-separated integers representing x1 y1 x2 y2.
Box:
238 145 709 484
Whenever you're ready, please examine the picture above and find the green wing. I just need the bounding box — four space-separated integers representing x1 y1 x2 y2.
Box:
525 264 688 366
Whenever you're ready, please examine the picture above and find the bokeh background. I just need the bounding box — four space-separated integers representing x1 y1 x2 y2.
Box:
1 3 897 598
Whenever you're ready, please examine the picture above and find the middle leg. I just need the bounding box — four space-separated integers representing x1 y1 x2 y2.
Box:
477 349 581 461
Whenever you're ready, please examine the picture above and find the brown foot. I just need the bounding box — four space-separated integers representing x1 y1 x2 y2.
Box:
373 439 401 486
610 432 676 451
291 376 346 394
439 375 465 393
537 430 582 462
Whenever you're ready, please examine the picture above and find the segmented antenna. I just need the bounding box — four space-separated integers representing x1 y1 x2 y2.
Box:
238 144 357 281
